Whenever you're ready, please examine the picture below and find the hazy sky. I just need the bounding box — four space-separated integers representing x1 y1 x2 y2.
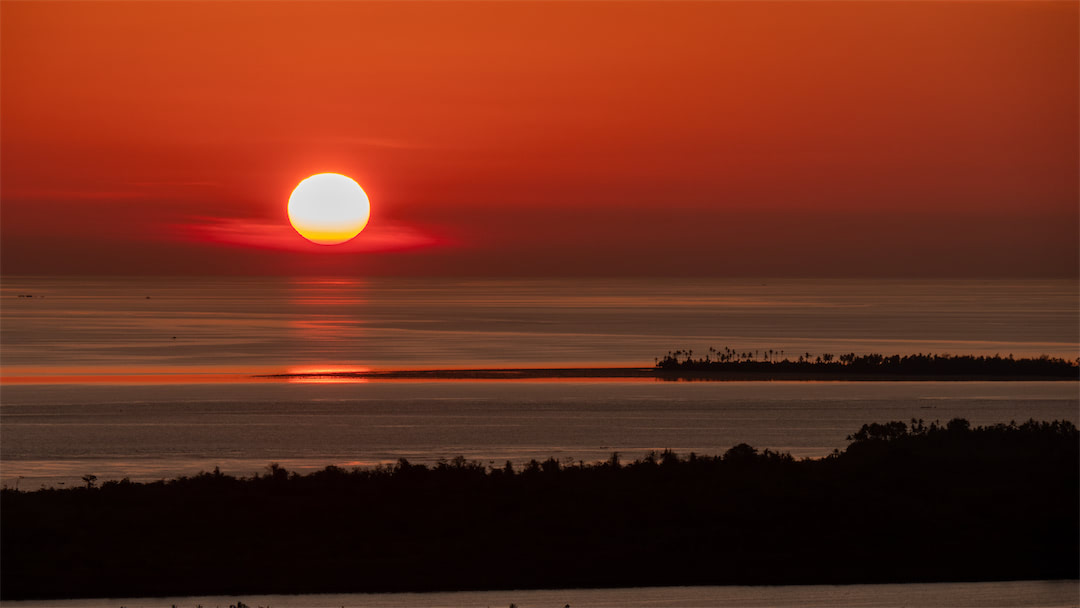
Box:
2 1 1076 277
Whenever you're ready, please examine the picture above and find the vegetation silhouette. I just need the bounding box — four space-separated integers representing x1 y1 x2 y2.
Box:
2 419 1076 600
655 348 1079 379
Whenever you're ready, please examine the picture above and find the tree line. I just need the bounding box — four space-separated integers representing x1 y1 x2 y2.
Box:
655 348 1079 377
2 419 1076 600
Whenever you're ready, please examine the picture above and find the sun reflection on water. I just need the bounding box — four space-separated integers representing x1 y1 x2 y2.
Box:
283 365 371 383
283 277 372 382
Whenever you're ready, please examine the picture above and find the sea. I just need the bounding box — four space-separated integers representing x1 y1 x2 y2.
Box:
1 277 1077 606
1 276 1077 488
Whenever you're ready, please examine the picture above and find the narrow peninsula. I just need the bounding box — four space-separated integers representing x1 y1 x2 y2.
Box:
259 350 1080 382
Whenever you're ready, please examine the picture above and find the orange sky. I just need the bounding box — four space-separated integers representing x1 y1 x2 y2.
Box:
2 1 1077 277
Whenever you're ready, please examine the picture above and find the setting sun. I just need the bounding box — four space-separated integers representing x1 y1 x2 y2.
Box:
287 173 370 245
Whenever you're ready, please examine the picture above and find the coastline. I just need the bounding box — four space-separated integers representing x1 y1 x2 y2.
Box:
2 365 1075 385
3 580 1079 608
257 367 1080 382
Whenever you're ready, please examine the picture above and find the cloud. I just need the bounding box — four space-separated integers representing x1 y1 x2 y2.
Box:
175 216 447 253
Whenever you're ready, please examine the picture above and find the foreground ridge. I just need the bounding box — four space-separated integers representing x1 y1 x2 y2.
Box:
2 418 1076 600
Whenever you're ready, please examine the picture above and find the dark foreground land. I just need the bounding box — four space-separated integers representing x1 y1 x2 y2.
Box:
2 419 1077 600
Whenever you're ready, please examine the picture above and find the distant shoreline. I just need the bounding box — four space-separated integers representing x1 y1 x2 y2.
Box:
257 367 1080 382
3 366 1075 386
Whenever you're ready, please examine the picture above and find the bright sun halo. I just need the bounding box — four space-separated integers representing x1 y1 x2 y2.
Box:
288 173 371 245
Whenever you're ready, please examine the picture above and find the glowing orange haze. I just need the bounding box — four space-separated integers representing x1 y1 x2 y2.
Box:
1 1 1076 277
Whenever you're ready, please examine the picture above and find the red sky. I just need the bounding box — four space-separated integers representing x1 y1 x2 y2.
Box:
2 1 1077 277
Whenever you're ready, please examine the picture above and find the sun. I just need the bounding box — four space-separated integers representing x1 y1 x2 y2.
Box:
288 173 371 245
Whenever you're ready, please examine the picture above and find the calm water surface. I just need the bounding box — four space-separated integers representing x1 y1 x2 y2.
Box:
2 277 1076 379
2 380 1075 488
1 580 1077 608
1 277 1077 487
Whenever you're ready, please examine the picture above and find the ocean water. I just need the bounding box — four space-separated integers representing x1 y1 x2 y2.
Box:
0 277 1077 488
1 277 1076 379
1 580 1077 608
1 380 1076 489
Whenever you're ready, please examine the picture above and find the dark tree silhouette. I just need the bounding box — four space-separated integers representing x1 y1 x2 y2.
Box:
2 419 1076 600
655 348 1078 379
